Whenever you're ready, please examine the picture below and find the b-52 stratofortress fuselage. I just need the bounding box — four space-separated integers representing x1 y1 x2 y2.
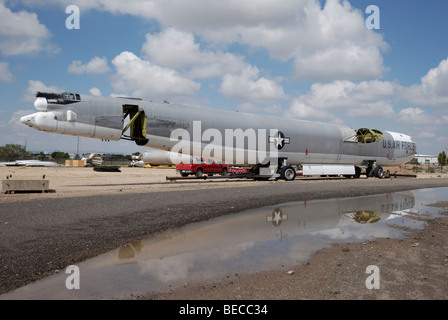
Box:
20 91 416 180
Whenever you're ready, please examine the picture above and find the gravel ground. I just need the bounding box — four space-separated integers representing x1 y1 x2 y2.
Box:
1 166 448 299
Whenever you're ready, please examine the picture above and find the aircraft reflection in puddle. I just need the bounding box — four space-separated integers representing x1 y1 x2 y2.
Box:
3 188 444 300
115 191 416 264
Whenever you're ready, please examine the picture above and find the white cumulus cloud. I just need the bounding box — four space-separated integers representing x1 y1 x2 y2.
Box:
401 56 448 107
137 0 387 81
22 80 64 102
286 80 398 122
16 0 387 81
0 1 58 56
68 56 111 74
219 65 288 104
110 51 200 100
89 87 102 96
142 28 248 79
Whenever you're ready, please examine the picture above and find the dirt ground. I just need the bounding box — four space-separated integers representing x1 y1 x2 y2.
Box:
0 166 257 203
0 164 444 204
1 165 448 300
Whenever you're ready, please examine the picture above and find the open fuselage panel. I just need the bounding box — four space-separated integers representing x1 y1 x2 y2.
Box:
122 104 149 146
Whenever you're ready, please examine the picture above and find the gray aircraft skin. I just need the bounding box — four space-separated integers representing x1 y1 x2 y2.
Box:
20 91 416 180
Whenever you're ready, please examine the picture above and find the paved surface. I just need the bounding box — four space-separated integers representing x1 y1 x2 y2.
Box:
1 176 448 295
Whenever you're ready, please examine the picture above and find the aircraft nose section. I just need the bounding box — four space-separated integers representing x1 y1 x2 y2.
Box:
20 114 36 127
20 112 57 132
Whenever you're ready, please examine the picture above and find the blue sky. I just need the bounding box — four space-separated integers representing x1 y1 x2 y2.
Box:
1 0 447 156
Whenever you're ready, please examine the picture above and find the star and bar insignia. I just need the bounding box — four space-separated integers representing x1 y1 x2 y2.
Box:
269 131 290 150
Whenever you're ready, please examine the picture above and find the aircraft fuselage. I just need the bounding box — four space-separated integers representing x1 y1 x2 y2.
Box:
20 92 416 171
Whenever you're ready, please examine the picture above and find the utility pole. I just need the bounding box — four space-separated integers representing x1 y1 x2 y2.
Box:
75 137 80 159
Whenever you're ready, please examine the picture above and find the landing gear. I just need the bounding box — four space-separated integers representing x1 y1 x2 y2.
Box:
372 166 384 179
365 161 383 179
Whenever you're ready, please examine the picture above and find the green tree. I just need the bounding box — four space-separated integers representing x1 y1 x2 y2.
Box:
0 144 33 160
36 151 48 161
51 151 70 159
438 151 447 166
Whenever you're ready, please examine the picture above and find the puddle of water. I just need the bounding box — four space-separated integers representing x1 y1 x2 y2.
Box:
2 187 447 300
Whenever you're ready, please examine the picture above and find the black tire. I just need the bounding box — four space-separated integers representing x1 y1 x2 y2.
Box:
281 166 296 181
221 168 228 176
195 168 203 178
93 166 121 172
373 166 384 179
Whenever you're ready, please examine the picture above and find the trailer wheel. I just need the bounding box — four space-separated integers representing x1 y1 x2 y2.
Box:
373 166 384 179
221 168 228 176
281 166 296 181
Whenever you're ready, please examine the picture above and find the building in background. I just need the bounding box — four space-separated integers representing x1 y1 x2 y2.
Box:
415 154 438 165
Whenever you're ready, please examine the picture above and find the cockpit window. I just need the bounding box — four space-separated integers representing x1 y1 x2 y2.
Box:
62 92 81 101
36 92 81 104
